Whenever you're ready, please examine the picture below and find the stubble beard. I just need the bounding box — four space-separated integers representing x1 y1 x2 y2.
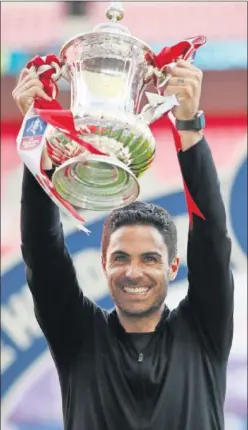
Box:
116 292 166 319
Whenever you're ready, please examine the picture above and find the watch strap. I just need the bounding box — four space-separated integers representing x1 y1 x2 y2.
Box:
175 111 205 131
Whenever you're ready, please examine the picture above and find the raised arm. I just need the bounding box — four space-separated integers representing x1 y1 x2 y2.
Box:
164 60 234 359
178 138 234 359
14 69 96 367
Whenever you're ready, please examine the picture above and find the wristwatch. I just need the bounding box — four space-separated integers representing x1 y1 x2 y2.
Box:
175 111 205 131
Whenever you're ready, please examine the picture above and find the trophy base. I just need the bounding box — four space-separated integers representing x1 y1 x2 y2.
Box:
52 154 140 211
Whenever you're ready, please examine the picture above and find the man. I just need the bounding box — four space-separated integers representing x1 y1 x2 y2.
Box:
13 60 234 430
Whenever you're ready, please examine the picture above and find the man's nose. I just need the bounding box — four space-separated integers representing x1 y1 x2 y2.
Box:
125 263 143 279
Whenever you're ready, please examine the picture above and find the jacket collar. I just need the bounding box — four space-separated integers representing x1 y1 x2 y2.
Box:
108 306 170 338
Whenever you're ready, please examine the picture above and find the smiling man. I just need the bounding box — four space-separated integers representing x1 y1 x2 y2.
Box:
102 210 179 333
13 59 234 430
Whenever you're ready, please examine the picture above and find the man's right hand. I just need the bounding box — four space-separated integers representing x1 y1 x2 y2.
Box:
12 68 53 170
12 68 52 116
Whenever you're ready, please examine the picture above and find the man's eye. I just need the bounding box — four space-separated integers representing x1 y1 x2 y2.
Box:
143 256 157 263
114 255 127 262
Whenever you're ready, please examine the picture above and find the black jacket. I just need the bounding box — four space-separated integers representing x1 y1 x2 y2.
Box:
21 138 234 430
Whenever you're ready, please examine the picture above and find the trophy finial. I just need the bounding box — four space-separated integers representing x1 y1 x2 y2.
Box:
106 2 124 22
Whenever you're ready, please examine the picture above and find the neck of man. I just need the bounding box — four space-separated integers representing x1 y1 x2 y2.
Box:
116 304 165 333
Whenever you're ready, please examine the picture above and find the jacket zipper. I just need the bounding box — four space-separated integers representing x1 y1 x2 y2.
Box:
138 352 145 426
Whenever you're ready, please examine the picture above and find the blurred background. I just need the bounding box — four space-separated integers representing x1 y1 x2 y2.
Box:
1 2 247 430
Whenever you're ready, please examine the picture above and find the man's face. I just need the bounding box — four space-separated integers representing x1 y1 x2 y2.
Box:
103 225 178 317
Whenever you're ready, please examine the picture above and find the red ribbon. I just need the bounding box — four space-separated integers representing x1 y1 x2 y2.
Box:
166 115 205 227
147 36 207 227
145 35 206 70
27 55 106 158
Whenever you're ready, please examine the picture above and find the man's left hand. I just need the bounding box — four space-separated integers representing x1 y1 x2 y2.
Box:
164 59 203 121
164 59 204 150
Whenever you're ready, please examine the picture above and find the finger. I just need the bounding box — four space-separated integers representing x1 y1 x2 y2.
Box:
167 77 198 89
168 66 198 79
13 76 43 95
33 87 53 101
164 85 183 97
17 68 30 85
14 86 52 103
164 85 193 100
176 59 197 70
16 68 37 86
176 59 203 79
27 86 52 101
19 78 44 92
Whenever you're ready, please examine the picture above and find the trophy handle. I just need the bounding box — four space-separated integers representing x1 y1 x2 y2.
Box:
140 35 206 125
139 91 179 125
155 35 206 91
26 54 68 100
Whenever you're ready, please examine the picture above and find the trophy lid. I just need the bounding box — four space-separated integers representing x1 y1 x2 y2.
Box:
93 1 130 35
60 1 152 65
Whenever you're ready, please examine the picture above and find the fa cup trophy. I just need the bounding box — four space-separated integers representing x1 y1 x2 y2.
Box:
17 1 206 233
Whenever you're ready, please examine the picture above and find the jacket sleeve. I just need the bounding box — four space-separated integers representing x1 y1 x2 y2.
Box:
21 166 96 366
178 138 234 360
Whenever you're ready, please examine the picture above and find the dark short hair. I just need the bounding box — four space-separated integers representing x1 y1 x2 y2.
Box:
101 201 177 264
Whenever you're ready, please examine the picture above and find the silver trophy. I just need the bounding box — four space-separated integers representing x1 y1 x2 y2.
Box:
42 2 201 212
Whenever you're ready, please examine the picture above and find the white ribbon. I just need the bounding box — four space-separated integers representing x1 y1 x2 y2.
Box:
17 106 90 234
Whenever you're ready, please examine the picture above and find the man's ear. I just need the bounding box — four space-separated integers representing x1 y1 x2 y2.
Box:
102 255 107 276
168 256 180 281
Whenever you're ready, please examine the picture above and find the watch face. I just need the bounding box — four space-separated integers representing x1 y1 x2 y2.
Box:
199 112 205 129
